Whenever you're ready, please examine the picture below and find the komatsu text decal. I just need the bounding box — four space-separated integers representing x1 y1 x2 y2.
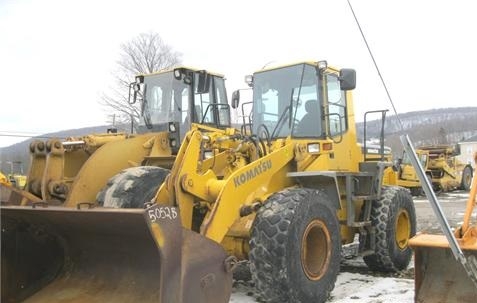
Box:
233 160 272 187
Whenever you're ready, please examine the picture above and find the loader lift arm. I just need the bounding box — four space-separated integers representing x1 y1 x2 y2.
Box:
154 123 296 243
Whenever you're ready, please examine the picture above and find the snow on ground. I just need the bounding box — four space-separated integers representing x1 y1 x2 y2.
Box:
229 272 414 303
229 240 415 303
330 273 414 302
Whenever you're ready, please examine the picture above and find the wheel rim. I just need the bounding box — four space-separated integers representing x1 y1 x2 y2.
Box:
395 209 411 249
301 219 331 280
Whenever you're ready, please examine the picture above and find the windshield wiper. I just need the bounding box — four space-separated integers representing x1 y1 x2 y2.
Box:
271 105 291 139
270 87 298 138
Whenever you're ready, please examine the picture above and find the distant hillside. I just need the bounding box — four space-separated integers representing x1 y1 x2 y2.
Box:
357 107 477 156
0 125 115 173
1 107 477 173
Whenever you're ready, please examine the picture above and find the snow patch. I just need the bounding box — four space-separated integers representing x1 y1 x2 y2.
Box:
229 272 414 303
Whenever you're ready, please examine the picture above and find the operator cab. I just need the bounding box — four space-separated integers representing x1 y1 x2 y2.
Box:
234 61 355 142
130 67 231 140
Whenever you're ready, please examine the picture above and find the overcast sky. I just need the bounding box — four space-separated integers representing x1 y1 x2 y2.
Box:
1 0 476 147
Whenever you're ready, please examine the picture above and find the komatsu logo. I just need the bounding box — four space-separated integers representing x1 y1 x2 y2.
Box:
233 160 272 187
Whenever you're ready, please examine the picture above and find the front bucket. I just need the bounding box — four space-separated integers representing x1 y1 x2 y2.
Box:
1 204 233 303
410 234 477 303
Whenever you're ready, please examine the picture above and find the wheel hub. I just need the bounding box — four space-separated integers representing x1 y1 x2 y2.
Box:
395 209 411 249
301 219 331 280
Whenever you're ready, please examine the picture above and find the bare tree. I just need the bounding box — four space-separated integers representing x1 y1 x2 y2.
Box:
101 32 182 131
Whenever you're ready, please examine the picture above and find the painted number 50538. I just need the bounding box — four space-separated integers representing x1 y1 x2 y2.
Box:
148 206 178 222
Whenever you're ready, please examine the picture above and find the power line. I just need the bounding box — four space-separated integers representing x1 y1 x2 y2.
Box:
347 0 404 130
0 133 64 139
0 130 45 135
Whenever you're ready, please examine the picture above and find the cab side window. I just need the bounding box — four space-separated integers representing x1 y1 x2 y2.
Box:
326 75 347 136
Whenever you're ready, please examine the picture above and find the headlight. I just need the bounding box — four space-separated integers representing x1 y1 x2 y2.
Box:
307 143 320 153
204 151 213 159
174 69 182 79
245 75 253 87
318 60 328 70
168 122 176 132
135 75 144 84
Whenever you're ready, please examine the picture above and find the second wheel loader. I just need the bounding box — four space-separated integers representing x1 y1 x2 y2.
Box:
1 66 231 208
1 60 416 303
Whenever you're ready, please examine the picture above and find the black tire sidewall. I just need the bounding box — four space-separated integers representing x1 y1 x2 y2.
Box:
364 186 416 272
385 188 416 270
287 190 341 302
249 188 340 303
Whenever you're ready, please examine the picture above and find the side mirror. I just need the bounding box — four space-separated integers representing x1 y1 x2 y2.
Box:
128 82 137 104
339 68 356 91
231 90 240 109
196 70 210 94
128 75 144 104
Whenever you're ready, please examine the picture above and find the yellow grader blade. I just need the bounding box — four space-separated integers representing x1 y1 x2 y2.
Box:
1 204 233 303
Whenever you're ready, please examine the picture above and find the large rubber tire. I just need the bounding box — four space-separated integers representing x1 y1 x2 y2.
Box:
362 186 416 272
96 166 169 208
249 188 340 303
460 166 473 191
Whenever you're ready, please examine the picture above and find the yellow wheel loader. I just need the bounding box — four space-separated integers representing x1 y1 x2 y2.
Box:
1 66 235 303
1 66 231 207
1 61 416 303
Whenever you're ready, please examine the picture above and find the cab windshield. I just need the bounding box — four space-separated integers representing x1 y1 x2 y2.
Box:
140 71 189 130
251 64 323 138
139 71 230 137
